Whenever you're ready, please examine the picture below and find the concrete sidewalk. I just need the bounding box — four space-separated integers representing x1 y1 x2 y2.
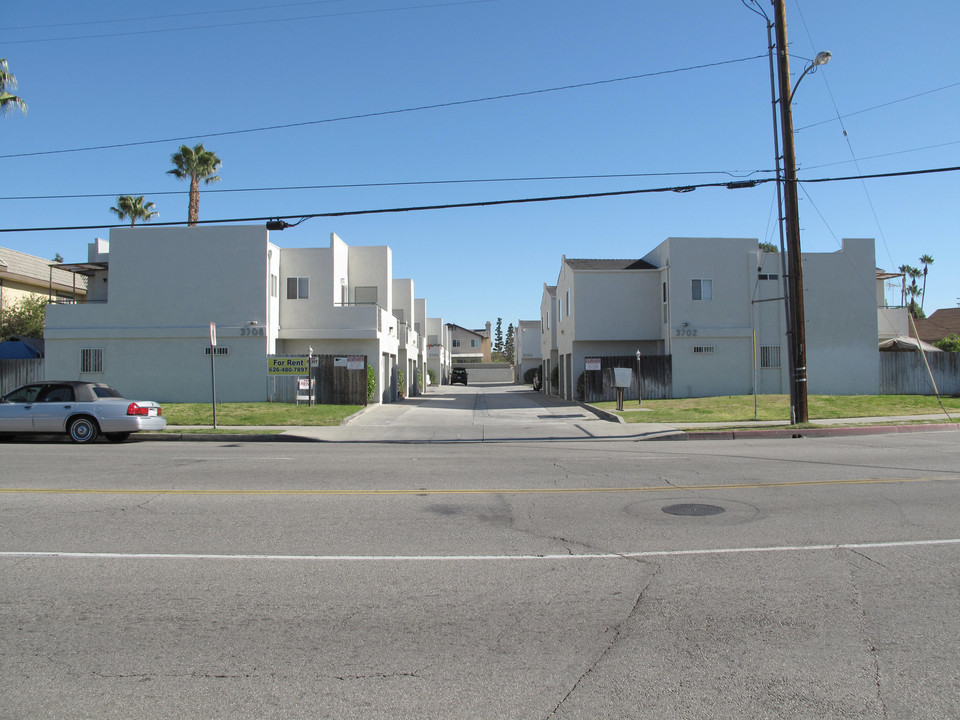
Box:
156 412 958 444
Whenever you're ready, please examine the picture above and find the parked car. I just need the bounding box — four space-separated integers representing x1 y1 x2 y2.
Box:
451 368 468 385
0 381 167 443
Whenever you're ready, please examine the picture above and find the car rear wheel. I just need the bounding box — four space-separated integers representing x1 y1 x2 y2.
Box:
105 432 131 443
68 417 100 444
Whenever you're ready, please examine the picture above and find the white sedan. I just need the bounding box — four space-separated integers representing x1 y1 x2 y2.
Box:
0 381 167 443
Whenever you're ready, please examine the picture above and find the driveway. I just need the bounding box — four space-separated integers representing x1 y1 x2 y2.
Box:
289 382 678 443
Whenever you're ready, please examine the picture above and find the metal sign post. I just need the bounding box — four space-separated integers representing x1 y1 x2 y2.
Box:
209 322 218 429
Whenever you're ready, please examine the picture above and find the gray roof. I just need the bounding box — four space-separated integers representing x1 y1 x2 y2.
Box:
564 258 657 271
0 246 87 292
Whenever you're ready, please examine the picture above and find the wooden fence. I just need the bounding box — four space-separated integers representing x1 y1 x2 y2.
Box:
879 352 960 396
580 355 673 402
266 354 369 405
0 358 44 395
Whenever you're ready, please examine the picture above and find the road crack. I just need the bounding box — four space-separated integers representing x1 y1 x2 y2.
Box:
545 559 660 718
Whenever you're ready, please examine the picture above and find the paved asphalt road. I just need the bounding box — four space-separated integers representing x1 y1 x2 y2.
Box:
2 383 959 719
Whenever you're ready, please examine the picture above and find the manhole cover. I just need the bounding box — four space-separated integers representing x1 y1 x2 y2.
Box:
662 503 725 517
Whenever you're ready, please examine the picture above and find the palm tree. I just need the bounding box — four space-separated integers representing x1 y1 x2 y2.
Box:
0 58 27 116
919 254 934 312
110 195 158 227
905 265 923 318
167 144 221 226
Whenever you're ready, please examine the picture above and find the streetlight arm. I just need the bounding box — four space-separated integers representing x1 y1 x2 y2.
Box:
788 51 831 105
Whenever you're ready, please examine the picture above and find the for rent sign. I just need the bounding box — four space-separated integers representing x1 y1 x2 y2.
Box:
268 357 311 375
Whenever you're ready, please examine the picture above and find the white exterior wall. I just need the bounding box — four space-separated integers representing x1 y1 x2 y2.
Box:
45 226 275 403
426 317 449 385
539 285 558 393
515 320 541 383
554 260 663 399
802 238 879 394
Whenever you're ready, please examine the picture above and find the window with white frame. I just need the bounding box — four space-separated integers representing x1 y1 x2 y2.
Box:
470 339 479 348
286 276 309 299
80 348 103 373
760 345 781 368
270 274 278 297
565 289 571 316
692 278 713 301
453 339 461 348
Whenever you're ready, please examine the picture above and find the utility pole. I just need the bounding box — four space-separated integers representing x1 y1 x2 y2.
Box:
773 0 809 424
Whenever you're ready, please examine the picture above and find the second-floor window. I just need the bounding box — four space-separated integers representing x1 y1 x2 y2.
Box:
692 278 713 301
470 339 479 348
287 277 309 299
453 339 461 348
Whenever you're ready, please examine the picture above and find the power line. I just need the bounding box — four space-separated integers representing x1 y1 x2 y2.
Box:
0 169 776 202
796 81 960 132
0 0 498 44
0 55 766 160
3 0 351 30
2 164 956 234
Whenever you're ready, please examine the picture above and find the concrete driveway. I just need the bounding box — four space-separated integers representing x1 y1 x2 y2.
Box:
288 382 678 443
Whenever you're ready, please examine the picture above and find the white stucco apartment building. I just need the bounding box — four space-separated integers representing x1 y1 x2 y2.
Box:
45 226 426 404
541 236 892 399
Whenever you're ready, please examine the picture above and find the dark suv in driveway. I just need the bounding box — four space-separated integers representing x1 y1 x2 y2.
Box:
451 368 468 385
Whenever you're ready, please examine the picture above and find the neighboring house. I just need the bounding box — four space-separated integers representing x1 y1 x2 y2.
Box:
913 308 960 345
541 237 885 399
45 226 426 404
514 320 541 383
426 317 451 385
540 284 558 392
0 246 87 324
447 323 490 363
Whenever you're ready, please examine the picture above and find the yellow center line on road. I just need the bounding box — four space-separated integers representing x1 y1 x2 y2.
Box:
0 476 941 497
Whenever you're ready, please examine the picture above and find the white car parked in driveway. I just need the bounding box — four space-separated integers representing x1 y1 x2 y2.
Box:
0 381 167 443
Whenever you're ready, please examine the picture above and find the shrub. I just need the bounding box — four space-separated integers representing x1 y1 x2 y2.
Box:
523 367 539 384
366 365 376 402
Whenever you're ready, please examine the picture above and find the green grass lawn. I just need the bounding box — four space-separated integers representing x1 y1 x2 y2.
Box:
591 394 960 424
162 402 363 427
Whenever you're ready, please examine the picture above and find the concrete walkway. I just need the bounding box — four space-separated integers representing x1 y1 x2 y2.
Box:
159 384 959 443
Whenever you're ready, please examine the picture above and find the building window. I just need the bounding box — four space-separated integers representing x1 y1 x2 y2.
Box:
470 339 479 348
692 279 713 301
80 348 103 373
692 345 715 355
270 274 278 297
204 347 230 356
286 277 309 299
453 339 461 348
355 286 378 305
566 290 571 315
758 273 779 280
760 345 781 368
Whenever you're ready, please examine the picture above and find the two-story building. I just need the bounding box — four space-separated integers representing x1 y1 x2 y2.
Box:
541 236 889 400
44 226 427 404
513 319 541 383
1 245 87 322
426 317 451 385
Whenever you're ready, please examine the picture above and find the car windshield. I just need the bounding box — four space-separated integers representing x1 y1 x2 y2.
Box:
93 385 123 398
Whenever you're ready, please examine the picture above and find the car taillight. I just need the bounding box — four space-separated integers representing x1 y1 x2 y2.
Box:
127 403 149 416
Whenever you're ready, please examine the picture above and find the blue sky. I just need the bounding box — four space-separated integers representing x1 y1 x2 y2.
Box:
2 0 957 330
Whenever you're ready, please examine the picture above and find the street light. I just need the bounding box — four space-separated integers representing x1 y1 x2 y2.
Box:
772 0 829 424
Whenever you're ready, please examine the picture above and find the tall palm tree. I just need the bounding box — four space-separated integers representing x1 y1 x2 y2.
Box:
167 144 221 226
0 58 27 116
919 254 934 312
110 195 158 227
905 265 923 318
